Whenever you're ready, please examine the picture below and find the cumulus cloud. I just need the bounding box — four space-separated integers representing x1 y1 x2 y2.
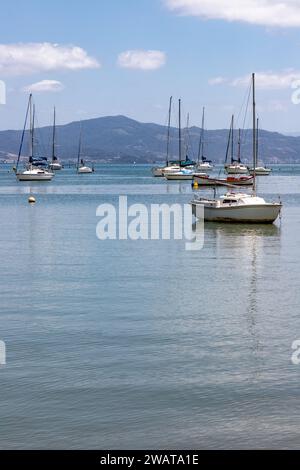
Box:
117 50 166 70
232 70 300 89
165 0 300 28
208 76 227 85
208 70 300 89
23 80 64 93
0 43 100 76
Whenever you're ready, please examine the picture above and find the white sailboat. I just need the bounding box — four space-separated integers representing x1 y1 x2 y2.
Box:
49 107 62 170
77 122 93 174
165 99 197 180
248 118 272 176
195 107 213 172
224 120 249 174
152 96 174 177
193 119 253 187
16 94 54 182
191 73 282 224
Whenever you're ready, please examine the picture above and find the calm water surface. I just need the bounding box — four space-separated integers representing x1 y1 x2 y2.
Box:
0 164 300 449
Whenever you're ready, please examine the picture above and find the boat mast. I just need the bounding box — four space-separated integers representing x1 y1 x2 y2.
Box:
252 73 257 195
231 115 234 164
52 107 56 162
237 128 241 163
185 112 190 157
178 99 182 164
31 103 35 162
77 121 82 170
166 96 172 166
256 117 259 166
29 94 33 159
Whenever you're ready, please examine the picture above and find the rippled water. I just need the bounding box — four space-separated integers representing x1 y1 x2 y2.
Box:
0 164 300 449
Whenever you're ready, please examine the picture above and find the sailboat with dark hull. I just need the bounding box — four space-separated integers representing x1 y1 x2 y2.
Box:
191 73 282 223
16 94 54 181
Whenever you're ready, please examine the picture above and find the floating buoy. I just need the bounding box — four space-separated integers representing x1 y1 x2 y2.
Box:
193 181 199 189
28 196 36 204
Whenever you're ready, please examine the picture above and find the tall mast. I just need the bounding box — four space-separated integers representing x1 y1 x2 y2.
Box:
77 121 82 170
178 99 182 164
29 94 33 158
197 106 205 163
252 73 256 195
256 117 259 165
52 107 56 162
185 112 190 157
231 115 234 164
166 96 172 166
237 128 241 163
31 103 35 160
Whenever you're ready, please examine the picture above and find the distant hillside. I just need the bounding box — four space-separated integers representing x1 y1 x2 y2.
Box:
0 115 300 164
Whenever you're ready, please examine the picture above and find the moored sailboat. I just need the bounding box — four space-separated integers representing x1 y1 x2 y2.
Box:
77 122 93 174
15 94 54 181
191 73 282 223
49 107 62 170
195 107 213 172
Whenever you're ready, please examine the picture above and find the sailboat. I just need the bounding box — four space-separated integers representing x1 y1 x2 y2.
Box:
16 94 54 181
194 117 253 187
225 118 248 174
191 73 282 223
152 96 181 177
165 99 195 180
77 122 93 174
249 119 271 176
49 107 62 170
196 107 213 172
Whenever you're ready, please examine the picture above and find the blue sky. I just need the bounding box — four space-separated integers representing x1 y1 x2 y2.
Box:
1 0 300 132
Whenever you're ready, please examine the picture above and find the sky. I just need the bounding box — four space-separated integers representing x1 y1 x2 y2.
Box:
1 0 300 132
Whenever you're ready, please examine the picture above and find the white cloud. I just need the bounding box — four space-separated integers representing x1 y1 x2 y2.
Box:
23 80 64 93
231 70 300 89
208 76 227 85
117 50 166 70
165 0 300 28
0 43 100 76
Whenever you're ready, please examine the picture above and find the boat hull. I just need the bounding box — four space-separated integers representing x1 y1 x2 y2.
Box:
225 166 248 175
194 175 253 186
249 169 271 176
165 173 194 180
192 201 281 223
49 163 62 170
16 173 54 181
78 166 93 173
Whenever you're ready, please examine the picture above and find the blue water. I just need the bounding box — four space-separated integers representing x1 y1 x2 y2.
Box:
0 164 300 449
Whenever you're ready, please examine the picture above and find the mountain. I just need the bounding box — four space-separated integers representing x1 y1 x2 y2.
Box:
0 115 300 164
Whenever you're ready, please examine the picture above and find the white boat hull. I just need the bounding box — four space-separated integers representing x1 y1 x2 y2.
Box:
192 201 281 223
16 171 54 181
165 173 194 180
249 168 271 176
225 165 248 175
78 166 93 173
49 162 62 170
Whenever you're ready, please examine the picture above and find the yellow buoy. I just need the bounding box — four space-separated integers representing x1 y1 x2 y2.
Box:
193 181 199 189
28 196 36 204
